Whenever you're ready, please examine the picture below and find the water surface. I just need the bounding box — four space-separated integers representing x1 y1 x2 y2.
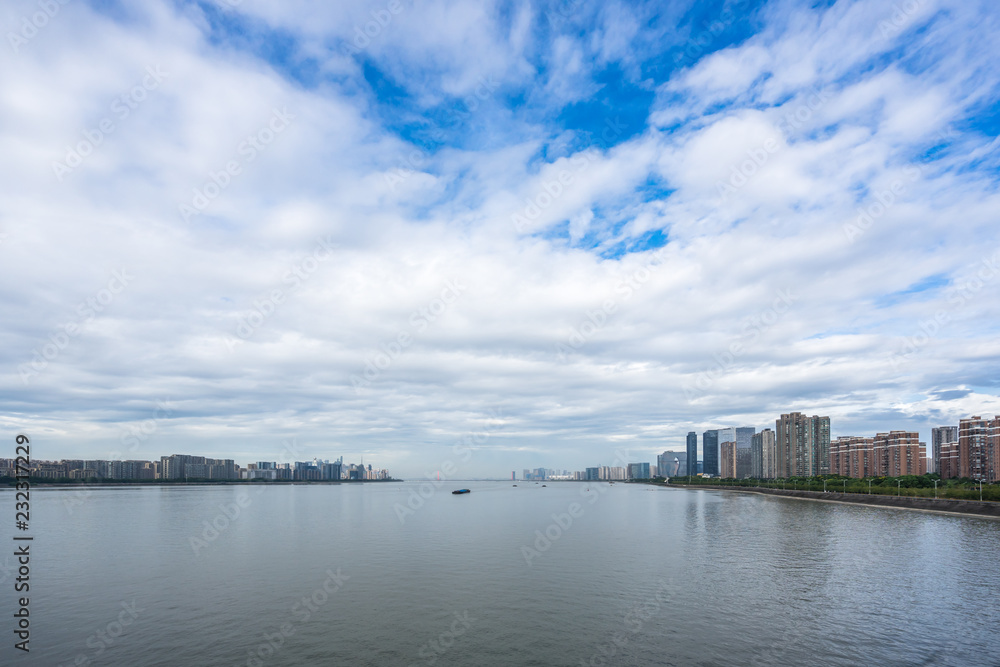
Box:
2 481 998 666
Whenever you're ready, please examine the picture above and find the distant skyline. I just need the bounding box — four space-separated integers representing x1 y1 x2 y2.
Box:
3 0 1000 479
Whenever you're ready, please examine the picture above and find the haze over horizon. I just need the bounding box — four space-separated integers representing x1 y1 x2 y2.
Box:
2 0 999 478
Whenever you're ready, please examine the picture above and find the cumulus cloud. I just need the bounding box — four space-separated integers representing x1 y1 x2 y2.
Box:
1 0 998 477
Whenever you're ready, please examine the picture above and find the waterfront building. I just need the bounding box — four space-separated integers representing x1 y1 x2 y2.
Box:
686 432 698 476
750 428 776 478
720 441 738 478
959 416 1000 482
735 427 755 450
775 413 830 477
733 427 755 478
940 441 961 479
627 463 651 480
872 432 924 477
751 435 763 478
657 451 687 478
848 438 872 479
931 426 958 475
599 466 626 480
703 430 719 477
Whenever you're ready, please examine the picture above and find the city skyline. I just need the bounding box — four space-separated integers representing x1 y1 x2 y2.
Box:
12 413 996 479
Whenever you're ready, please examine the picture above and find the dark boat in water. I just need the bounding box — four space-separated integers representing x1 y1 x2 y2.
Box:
452 489 470 494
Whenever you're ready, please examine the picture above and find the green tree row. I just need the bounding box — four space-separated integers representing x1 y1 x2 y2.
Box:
662 473 1000 502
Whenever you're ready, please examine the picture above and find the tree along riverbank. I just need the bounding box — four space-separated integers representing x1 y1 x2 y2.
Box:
656 482 1000 518
659 474 1000 501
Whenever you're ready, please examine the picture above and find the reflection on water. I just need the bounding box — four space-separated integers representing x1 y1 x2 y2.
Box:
1 482 997 666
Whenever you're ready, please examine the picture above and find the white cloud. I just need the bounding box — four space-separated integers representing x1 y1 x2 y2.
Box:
1 0 998 477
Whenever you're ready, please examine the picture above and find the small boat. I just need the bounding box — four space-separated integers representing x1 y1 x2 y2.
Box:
541 484 547 487
452 489 470 495
512 484 517 487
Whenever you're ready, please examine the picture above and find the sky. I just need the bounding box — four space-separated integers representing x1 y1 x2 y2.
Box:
1 0 999 479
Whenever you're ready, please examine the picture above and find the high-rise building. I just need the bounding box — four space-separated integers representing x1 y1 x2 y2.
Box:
627 463 651 479
703 430 719 476
718 427 736 450
160 454 206 480
830 436 875 478
734 427 755 478
686 432 698 477
735 427 755 450
931 426 958 475
940 441 961 479
657 451 687 477
775 413 830 477
959 416 1000 482
872 431 923 477
720 441 738 478
749 428 777 478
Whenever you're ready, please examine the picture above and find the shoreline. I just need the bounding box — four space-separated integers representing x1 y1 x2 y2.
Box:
659 483 1000 519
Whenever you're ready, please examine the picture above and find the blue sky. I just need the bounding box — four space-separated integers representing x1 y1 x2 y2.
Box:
1 0 999 477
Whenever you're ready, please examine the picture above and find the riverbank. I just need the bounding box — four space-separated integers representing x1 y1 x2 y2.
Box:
660 483 1000 518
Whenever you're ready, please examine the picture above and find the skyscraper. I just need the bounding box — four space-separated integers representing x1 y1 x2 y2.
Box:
751 428 776 478
703 429 719 476
775 413 830 477
720 441 738 478
735 427 755 450
627 462 651 479
830 436 874 478
873 431 923 477
959 416 1000 482
686 432 698 477
931 426 958 475
735 427 755 477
